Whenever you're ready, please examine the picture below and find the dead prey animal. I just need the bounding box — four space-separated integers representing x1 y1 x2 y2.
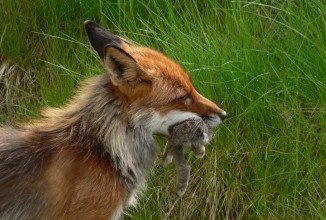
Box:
163 118 211 196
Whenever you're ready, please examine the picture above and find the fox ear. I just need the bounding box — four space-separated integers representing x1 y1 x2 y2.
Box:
104 45 150 87
84 20 151 87
84 20 121 60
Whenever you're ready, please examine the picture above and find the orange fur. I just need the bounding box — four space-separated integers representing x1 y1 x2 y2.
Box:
114 44 222 118
43 148 125 219
18 128 126 219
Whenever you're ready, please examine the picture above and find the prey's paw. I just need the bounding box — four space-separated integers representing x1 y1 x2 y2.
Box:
192 145 206 159
176 165 190 197
177 185 187 197
163 154 173 167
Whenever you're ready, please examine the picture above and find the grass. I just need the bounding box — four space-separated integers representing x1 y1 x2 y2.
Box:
1 0 325 219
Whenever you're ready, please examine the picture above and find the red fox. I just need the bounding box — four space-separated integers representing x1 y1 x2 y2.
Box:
0 21 227 219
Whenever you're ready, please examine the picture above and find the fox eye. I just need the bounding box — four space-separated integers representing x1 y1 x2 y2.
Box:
179 95 192 105
179 95 190 101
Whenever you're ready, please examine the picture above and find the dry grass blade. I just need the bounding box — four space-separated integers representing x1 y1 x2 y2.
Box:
0 61 41 123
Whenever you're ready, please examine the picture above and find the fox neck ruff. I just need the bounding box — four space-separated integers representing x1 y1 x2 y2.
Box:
37 74 159 196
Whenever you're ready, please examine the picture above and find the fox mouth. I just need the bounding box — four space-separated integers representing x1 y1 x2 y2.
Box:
150 110 227 138
166 113 227 136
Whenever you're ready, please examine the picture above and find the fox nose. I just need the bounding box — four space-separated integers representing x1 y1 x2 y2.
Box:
218 110 227 121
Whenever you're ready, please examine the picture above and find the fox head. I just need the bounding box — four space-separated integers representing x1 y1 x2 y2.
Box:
84 21 226 137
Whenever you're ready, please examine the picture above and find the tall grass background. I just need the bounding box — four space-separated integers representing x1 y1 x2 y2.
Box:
0 0 325 219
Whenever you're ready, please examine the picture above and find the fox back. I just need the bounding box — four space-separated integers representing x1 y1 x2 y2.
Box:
0 21 226 219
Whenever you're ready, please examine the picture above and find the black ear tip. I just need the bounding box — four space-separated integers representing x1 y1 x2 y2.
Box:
84 20 122 60
84 20 99 30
